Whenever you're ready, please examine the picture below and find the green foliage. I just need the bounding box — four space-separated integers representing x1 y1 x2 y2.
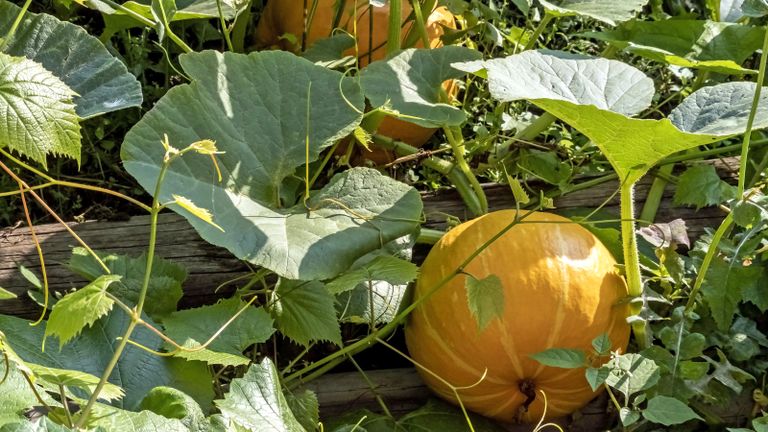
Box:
285 390 320 432
529 348 587 368
464 274 505 331
272 279 341 346
674 165 736 209
139 387 207 431
68 247 186 321
215 359 305 432
162 297 275 366
539 0 648 25
44 274 121 348
701 256 763 330
0 53 80 168
121 50 423 281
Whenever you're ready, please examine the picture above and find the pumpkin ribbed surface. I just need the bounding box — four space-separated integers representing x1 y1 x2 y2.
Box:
404 210 630 423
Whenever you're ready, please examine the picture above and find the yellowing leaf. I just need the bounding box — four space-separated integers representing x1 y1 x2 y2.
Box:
172 195 224 232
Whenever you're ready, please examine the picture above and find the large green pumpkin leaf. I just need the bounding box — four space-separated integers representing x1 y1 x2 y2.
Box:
539 0 648 25
360 47 482 128
122 50 422 281
0 53 80 168
162 297 275 367
0 311 211 410
583 20 764 74
0 0 142 118
215 358 305 432
462 51 768 184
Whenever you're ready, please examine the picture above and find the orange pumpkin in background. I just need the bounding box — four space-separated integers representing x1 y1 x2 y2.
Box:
404 210 630 423
255 0 458 161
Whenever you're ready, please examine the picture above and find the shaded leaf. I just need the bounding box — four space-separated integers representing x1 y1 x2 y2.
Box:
360 46 482 128
327 255 418 294
122 50 422 281
336 280 408 325
701 257 762 330
44 275 121 348
674 165 736 209
273 280 341 346
86 403 189 432
285 390 319 432
163 297 275 366
139 387 207 431
0 53 80 168
584 20 764 74
26 363 124 402
68 247 186 321
643 395 702 426
0 0 142 118
0 361 45 425
592 333 612 354
215 358 305 432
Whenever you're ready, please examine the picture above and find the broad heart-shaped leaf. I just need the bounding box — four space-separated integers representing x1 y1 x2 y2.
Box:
122 50 422 281
68 247 186 321
215 358 305 432
0 53 80 169
669 82 768 134
538 0 648 25
162 297 275 367
0 311 212 410
272 279 341 346
642 395 702 426
44 274 121 348
360 46 482 128
465 274 505 331
583 20 765 74
0 0 142 118
464 52 768 184
457 50 655 117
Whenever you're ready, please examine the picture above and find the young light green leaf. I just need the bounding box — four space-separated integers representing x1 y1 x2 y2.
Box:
272 280 341 346
0 287 17 300
0 0 142 118
122 51 422 281
604 353 660 399
45 274 121 348
327 255 418 294
18 265 42 290
702 257 762 331
162 297 275 366
465 274 505 331
86 403 189 432
0 53 80 169
620 407 641 426
68 247 186 321
642 395 702 426
286 390 320 432
215 358 305 432
360 46 482 128
172 195 224 232
583 20 764 74
539 0 647 25
530 348 587 368
673 165 736 209
26 363 125 402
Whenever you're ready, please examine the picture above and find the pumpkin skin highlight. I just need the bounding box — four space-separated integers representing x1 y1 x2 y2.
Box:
404 210 630 423
255 0 457 154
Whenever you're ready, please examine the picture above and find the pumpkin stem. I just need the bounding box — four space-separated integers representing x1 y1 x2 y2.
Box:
518 378 537 414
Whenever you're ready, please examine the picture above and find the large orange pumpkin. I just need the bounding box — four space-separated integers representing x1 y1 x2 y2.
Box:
255 0 457 156
404 210 630 423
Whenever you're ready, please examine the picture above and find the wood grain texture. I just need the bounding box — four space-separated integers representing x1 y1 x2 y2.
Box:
0 158 736 317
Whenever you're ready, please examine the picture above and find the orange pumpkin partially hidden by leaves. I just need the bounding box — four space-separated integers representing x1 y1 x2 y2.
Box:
404 210 630 423
255 0 457 158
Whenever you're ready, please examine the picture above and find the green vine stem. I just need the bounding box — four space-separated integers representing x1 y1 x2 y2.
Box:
522 13 553 52
284 210 538 385
515 113 557 141
215 0 234 51
74 152 174 426
620 181 649 348
408 0 430 47
387 0 402 54
738 25 768 196
638 164 674 224
0 0 32 51
444 126 488 215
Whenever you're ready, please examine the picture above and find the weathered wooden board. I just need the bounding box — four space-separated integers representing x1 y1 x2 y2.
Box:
0 158 736 317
